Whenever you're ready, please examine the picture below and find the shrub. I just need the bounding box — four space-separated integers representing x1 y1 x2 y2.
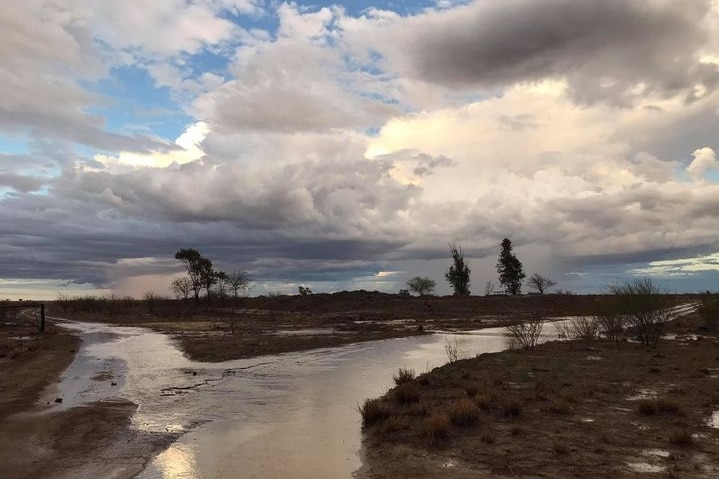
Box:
504 316 544 349
394 382 421 405
697 294 719 332
608 279 671 348
423 413 451 445
556 316 600 346
358 398 391 427
448 398 480 426
597 313 625 342
417 373 431 386
393 367 415 385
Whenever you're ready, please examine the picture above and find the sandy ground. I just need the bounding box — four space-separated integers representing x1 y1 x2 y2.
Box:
359 313 719 478
0 317 173 479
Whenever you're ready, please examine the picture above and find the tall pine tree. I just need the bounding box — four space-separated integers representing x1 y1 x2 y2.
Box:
497 238 525 295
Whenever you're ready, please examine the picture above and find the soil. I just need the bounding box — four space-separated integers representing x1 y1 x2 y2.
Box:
359 312 719 478
0 311 172 479
53 292 665 362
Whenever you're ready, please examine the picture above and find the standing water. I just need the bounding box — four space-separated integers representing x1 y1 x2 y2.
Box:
49 312 706 478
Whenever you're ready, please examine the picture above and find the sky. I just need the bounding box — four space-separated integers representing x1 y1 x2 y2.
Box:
2 0 719 300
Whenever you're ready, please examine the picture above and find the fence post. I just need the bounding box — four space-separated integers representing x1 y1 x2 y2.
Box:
40 304 45 332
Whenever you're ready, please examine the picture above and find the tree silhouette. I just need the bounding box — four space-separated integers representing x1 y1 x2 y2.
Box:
497 238 525 295
445 243 471 296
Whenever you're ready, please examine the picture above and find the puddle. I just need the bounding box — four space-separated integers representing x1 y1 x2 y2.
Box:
627 462 666 473
708 410 719 429
272 328 336 336
626 389 658 401
643 449 670 458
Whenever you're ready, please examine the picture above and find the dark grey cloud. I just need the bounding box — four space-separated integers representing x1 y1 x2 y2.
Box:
0 174 45 193
403 0 718 104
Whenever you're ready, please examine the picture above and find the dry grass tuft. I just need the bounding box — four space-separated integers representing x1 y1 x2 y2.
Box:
393 367 415 386
669 428 693 447
465 385 478 397
480 431 496 444
637 400 657 415
637 398 682 416
394 382 421 405
545 399 572 415
358 398 392 427
377 415 409 435
553 441 569 455
448 398 480 426
423 413 451 446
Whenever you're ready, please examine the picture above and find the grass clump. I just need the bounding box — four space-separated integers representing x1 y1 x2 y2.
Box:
423 413 451 446
377 415 409 435
448 398 480 426
358 398 392 427
669 428 693 447
637 398 682 416
393 367 415 385
545 399 572 415
394 382 421 405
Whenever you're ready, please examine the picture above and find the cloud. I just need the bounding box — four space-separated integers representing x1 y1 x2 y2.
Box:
687 147 719 179
0 174 46 193
360 0 719 105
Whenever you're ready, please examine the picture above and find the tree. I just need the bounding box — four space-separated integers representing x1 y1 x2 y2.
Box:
215 271 229 300
197 257 216 303
497 238 525 295
406 276 436 296
175 248 204 303
170 277 193 300
527 273 556 294
484 280 496 296
298 285 313 296
228 270 251 300
445 243 471 296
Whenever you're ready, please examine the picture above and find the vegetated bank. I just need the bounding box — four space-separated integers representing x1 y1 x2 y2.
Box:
358 297 719 479
48 291 670 362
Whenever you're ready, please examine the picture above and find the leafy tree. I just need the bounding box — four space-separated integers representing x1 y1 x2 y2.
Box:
445 243 471 296
175 248 204 303
170 277 193 300
298 285 313 296
197 257 216 303
406 276 436 296
527 273 556 294
228 270 251 300
497 238 525 295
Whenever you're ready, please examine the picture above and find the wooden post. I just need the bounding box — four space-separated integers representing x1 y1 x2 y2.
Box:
40 304 45 332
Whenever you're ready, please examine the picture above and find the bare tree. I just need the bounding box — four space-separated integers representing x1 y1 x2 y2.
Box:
170 277 193 300
228 270 251 300
484 280 496 296
527 273 557 294
215 271 229 300
407 276 436 296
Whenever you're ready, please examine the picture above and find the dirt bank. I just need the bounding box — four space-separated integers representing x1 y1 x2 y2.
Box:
0 319 172 479
359 316 719 478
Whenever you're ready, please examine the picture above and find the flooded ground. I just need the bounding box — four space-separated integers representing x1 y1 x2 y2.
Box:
44 319 548 478
42 304 696 478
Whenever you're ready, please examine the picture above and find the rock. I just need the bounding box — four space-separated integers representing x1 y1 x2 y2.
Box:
54 397 63 404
